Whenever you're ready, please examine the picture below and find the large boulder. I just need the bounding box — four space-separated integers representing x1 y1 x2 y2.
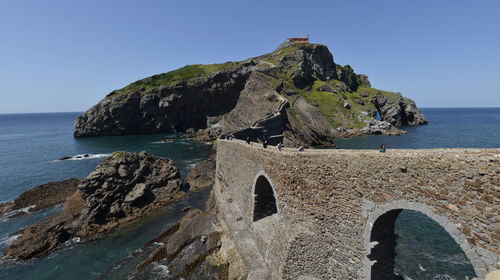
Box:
3 152 185 260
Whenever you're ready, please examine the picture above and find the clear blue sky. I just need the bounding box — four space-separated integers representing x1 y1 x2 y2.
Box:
1 0 499 113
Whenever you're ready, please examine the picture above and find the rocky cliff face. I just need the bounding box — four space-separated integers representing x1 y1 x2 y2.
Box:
75 41 427 146
372 94 428 126
3 152 185 260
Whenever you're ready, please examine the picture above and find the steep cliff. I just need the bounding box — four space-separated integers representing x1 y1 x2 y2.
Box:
74 41 427 146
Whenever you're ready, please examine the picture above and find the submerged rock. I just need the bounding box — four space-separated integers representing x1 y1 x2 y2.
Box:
3 152 185 260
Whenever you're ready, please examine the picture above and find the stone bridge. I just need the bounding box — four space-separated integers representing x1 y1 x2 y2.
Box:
214 140 499 279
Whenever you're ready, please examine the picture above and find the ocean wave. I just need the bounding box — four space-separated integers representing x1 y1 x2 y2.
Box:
2 204 36 219
0 234 21 247
52 153 111 162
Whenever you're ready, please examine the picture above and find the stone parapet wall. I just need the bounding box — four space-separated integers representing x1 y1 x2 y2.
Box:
214 139 500 279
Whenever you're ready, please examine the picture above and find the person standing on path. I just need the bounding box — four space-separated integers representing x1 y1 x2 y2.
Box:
379 144 386 153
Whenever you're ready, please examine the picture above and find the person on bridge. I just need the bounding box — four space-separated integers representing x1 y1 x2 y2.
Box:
277 142 283 151
298 144 304 152
246 137 250 145
379 144 386 153
263 140 268 149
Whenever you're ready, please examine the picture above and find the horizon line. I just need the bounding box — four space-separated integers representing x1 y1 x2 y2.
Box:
1 106 499 115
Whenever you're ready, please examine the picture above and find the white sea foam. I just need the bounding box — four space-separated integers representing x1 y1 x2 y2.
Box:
419 264 426 271
0 234 21 247
52 153 111 162
153 242 164 246
151 139 175 144
187 163 196 168
3 204 36 218
432 274 456 280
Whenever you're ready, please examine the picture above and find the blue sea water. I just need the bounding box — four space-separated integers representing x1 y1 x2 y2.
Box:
335 107 500 149
0 108 498 279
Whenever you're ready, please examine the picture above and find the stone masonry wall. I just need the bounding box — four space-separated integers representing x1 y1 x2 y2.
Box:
214 140 499 279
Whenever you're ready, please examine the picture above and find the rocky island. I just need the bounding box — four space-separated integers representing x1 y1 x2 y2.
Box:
74 41 427 146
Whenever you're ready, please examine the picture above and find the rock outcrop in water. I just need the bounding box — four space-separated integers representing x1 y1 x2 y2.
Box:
128 164 247 280
74 41 427 146
185 159 216 192
0 178 79 218
372 94 428 126
3 152 185 260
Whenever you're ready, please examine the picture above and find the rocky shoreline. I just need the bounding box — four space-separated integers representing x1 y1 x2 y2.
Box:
0 178 80 218
1 150 242 278
3 152 187 260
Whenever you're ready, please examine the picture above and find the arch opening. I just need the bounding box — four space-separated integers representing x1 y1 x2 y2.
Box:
253 175 277 222
368 209 477 280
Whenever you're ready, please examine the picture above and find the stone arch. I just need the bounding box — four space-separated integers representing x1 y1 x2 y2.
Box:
362 200 485 280
252 171 279 222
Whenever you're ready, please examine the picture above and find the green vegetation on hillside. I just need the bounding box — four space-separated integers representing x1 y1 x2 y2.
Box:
107 42 402 131
113 61 241 96
112 151 127 158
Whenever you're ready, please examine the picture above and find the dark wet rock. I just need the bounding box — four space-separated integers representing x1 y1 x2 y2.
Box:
3 152 185 260
128 191 247 280
0 178 80 216
59 156 71 160
185 160 216 192
133 209 220 274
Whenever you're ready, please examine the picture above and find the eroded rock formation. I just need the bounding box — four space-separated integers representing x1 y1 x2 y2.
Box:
3 152 185 260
